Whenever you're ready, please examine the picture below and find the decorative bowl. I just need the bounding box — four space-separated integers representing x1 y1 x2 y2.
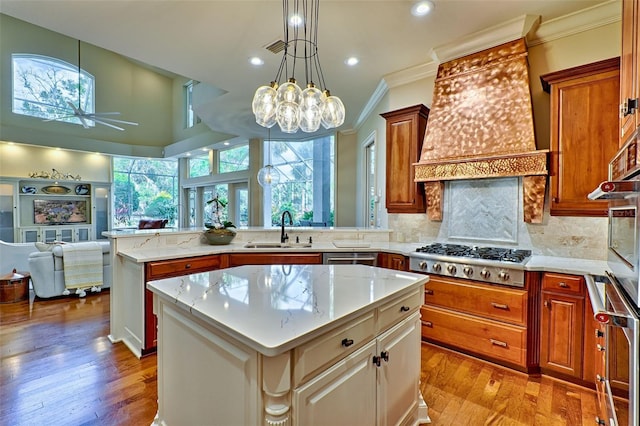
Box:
203 228 236 245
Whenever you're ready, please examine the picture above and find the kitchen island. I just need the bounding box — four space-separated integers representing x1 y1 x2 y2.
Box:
147 264 429 425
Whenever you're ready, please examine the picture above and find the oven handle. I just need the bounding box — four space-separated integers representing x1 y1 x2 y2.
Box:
584 274 606 316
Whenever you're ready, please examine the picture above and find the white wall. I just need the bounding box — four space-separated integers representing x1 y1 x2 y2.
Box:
0 143 111 182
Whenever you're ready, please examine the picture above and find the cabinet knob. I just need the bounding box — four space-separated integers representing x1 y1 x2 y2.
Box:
558 282 569 288
422 321 433 328
544 300 550 308
596 344 606 352
400 305 410 312
595 416 606 426
424 289 434 295
596 374 606 383
595 329 605 338
341 338 354 347
185 264 191 269
380 351 389 362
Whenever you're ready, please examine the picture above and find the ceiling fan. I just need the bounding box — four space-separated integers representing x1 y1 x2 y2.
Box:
44 40 138 131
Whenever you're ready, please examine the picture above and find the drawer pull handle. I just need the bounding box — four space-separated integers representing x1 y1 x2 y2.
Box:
425 289 434 295
341 338 354 347
596 344 606 352
422 321 433 328
491 302 509 310
400 305 410 312
558 282 569 288
185 264 191 269
490 338 508 348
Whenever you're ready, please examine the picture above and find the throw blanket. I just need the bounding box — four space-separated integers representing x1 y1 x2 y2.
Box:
62 242 103 290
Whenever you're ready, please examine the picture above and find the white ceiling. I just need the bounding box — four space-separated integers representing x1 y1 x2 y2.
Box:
0 0 611 145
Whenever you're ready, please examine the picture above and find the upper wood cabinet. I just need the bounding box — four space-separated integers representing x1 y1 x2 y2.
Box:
381 104 429 214
540 58 620 217
619 0 640 146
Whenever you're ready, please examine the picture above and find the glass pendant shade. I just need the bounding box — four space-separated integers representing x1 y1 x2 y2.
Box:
257 165 281 187
276 79 302 105
321 93 345 129
276 101 301 133
299 85 323 132
252 84 278 128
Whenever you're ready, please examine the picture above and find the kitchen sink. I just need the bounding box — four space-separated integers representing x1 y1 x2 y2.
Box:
243 242 312 249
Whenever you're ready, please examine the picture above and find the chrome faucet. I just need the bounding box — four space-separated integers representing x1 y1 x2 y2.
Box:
281 211 293 243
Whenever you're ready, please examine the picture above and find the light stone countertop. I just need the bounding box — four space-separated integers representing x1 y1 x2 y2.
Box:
146 264 428 356
117 240 609 278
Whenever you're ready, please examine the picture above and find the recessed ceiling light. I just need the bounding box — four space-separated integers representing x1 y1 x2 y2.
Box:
223 142 230 146
345 57 359 66
249 57 264 66
411 0 434 17
201 148 209 152
186 152 191 157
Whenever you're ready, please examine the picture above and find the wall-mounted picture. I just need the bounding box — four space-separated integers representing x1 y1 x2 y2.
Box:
33 199 88 225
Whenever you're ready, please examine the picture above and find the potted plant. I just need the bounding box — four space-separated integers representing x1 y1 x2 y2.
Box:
203 195 237 245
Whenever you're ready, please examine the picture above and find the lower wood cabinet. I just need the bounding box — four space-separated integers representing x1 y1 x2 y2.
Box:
378 253 408 271
420 275 533 370
228 252 322 266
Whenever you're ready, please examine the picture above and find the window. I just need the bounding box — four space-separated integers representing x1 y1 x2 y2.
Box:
189 154 210 178
204 185 229 226
12 54 95 124
219 145 249 173
265 136 334 227
113 157 179 228
185 80 201 128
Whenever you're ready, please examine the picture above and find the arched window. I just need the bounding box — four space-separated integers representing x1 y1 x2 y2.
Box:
12 53 95 125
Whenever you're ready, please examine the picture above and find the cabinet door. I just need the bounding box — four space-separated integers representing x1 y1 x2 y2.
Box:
293 340 377 426
21 228 39 243
0 182 16 242
377 312 421 426
59 228 74 242
43 228 57 243
381 105 429 214
542 59 620 216
76 227 90 241
620 0 639 145
540 292 585 378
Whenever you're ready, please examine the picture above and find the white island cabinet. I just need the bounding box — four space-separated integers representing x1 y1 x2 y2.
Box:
147 264 430 426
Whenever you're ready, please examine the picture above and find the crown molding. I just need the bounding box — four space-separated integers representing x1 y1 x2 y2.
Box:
430 14 541 63
353 79 388 131
527 0 620 46
382 61 439 89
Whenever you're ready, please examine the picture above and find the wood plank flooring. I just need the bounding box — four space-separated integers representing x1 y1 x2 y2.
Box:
1 291 599 425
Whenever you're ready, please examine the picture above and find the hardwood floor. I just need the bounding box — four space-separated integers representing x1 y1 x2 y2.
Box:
1 291 599 425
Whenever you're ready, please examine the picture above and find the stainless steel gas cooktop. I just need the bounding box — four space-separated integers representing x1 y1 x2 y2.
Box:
409 243 532 287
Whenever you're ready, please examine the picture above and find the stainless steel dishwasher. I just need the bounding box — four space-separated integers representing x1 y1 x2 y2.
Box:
322 252 378 266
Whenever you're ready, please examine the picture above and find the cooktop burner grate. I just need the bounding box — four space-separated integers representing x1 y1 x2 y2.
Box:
415 243 531 264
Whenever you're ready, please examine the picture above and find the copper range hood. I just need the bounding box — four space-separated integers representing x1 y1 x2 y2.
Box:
414 38 548 223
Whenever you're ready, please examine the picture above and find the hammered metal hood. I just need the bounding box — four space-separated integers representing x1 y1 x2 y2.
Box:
414 38 548 223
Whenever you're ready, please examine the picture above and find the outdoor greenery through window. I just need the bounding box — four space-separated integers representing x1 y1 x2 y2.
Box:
188 154 210 178
219 145 249 173
12 54 95 124
113 157 179 228
266 136 334 227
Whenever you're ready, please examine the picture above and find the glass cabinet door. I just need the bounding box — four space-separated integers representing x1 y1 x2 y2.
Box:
0 182 16 242
43 228 57 243
21 228 39 243
59 228 73 242
76 227 90 241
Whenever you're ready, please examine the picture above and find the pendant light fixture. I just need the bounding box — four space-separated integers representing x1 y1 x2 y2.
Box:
257 128 281 187
252 0 345 134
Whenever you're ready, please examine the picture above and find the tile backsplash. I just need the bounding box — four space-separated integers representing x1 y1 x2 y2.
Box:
389 177 607 260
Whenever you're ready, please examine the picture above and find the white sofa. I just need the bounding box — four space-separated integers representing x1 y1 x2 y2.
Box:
0 240 37 273
28 241 112 298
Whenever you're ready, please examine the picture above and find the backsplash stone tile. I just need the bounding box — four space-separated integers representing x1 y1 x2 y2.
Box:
389 177 608 260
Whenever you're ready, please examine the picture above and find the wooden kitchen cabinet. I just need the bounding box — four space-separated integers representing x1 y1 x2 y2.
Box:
380 104 429 214
420 275 532 370
227 252 322 266
620 0 640 146
378 252 408 271
540 58 620 217
540 272 585 379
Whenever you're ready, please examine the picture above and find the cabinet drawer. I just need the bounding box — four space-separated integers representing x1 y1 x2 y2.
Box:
424 277 527 326
542 273 584 295
228 253 323 266
420 306 527 367
293 312 376 386
378 287 422 332
146 255 223 280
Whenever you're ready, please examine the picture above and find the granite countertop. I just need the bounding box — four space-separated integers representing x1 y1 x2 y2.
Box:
146 264 428 356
